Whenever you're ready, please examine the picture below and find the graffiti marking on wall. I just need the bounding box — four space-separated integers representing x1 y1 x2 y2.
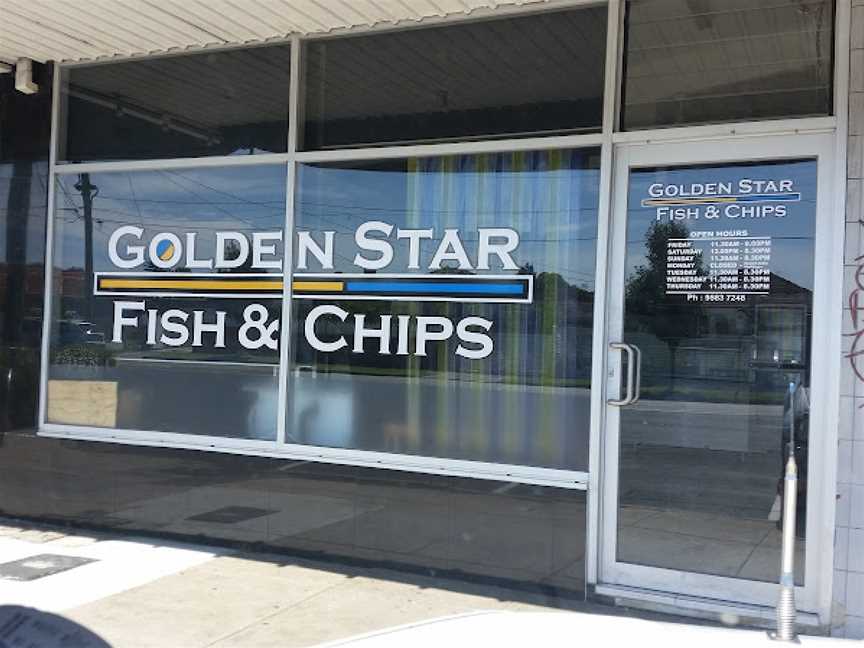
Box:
845 246 864 402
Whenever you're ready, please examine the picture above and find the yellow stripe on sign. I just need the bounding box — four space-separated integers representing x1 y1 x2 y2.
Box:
100 279 284 291
644 196 738 206
291 281 344 292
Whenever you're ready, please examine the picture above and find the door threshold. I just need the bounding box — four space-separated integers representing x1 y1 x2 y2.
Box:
592 583 823 632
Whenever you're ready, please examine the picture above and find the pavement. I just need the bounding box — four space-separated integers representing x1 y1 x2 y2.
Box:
316 610 845 648
0 518 596 647
0 518 850 647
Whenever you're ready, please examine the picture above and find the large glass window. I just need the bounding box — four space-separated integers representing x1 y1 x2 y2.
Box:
46 166 286 439
60 45 292 162
617 158 816 582
288 149 600 470
301 6 607 150
622 0 834 130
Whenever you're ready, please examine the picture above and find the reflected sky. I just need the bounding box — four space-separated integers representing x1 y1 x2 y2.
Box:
53 166 287 271
296 151 601 289
52 152 603 293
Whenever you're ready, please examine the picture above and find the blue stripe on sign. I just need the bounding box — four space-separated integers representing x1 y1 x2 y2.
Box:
345 281 524 295
736 193 800 202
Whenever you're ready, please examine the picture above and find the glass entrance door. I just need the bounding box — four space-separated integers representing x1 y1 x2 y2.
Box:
600 134 835 610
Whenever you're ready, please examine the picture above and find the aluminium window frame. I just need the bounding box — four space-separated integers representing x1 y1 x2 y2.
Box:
599 131 840 622
36 0 847 505
586 0 849 627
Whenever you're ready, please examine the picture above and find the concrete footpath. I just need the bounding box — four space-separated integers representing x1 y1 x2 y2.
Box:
0 519 601 647
0 519 845 647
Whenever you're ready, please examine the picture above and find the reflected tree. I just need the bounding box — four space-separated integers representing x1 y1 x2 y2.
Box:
217 240 256 273
625 220 704 394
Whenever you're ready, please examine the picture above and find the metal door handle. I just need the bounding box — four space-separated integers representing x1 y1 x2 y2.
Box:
630 344 642 404
608 342 635 406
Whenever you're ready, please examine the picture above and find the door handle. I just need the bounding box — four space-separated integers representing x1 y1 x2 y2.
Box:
630 344 642 404
608 342 635 406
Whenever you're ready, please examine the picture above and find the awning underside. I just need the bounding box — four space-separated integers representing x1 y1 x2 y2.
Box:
0 0 551 65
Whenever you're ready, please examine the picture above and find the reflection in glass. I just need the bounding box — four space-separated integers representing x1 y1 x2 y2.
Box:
617 159 815 583
622 0 833 130
62 45 291 162
289 150 600 470
302 7 607 150
0 161 48 432
47 166 287 440
1 65 52 432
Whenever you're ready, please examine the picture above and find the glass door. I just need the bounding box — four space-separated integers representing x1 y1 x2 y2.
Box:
600 134 835 610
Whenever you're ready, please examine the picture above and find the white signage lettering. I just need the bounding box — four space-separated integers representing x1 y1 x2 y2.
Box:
297 231 334 270
354 221 395 270
108 226 145 269
104 220 523 359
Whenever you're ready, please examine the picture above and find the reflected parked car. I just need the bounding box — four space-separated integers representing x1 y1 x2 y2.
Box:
57 319 105 346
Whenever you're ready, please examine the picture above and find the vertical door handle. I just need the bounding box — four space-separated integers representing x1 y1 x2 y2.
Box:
630 344 642 404
608 342 635 406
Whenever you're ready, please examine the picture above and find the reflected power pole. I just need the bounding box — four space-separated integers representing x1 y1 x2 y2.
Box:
75 173 96 320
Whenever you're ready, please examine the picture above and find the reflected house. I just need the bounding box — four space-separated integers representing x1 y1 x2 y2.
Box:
0 264 45 334
622 272 812 518
57 267 85 315
634 273 812 405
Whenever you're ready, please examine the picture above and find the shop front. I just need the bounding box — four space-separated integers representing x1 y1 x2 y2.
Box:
0 0 854 635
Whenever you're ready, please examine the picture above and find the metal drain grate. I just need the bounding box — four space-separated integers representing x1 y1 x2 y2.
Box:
0 554 96 581
186 506 276 524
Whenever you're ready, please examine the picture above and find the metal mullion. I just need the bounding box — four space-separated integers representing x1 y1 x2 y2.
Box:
294 132 604 164
587 0 622 592
53 153 294 175
37 64 63 428
276 35 302 446
39 422 589 488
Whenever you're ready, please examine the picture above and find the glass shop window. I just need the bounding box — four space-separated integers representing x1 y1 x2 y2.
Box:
60 45 292 162
301 6 608 150
622 0 834 130
45 165 287 440
288 148 601 471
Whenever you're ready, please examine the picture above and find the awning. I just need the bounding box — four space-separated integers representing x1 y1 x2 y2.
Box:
0 0 551 65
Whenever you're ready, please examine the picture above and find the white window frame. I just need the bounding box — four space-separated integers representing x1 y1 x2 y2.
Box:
598 131 840 622
587 0 849 630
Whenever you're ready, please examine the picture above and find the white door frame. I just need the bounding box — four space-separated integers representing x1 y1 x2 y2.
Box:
598 131 839 616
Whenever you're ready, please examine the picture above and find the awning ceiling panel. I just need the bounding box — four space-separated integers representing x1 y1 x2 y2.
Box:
0 0 554 65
